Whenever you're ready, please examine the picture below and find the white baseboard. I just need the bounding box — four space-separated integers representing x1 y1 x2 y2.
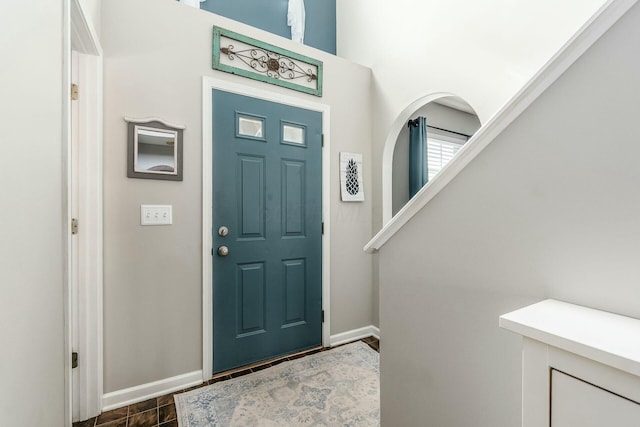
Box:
102 370 203 411
370 325 380 340
102 327 380 411
329 325 380 347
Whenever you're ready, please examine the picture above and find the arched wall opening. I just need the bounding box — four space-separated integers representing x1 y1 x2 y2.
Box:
381 93 481 224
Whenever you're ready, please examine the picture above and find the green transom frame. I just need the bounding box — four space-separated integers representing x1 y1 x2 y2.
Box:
212 26 324 97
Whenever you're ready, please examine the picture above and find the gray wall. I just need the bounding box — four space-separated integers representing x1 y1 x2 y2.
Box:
0 1 65 425
378 3 640 426
392 102 481 215
102 0 372 393
201 0 336 54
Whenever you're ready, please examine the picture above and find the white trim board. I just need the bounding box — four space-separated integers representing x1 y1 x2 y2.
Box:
366 0 638 253
330 325 380 347
68 0 104 423
500 299 640 378
201 76 332 380
74 50 104 421
102 371 202 412
501 300 640 427
63 2 72 425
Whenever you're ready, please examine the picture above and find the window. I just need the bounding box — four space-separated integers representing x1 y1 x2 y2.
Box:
236 113 266 141
281 122 306 146
427 130 468 180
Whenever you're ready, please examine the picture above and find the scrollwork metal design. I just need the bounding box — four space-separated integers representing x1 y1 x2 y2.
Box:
221 45 318 82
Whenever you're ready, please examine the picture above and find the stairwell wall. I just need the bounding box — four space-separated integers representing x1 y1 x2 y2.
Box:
337 0 608 233
378 3 640 426
337 0 609 328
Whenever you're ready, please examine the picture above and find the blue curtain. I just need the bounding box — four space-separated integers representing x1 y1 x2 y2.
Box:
409 117 428 198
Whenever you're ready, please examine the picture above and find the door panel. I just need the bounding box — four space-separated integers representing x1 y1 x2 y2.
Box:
237 155 265 238
212 90 322 373
236 262 266 337
282 160 306 236
283 259 306 326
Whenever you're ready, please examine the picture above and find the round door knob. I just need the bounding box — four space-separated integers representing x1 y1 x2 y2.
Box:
217 245 229 257
218 226 229 237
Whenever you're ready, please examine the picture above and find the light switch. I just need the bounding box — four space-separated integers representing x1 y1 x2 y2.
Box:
141 205 172 225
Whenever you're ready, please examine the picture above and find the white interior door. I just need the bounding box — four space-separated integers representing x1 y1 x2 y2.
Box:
68 0 104 421
70 50 81 422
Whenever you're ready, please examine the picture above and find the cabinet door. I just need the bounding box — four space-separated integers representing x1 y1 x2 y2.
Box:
551 370 640 426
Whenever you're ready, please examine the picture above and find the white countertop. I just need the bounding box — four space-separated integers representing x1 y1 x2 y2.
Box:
500 299 640 377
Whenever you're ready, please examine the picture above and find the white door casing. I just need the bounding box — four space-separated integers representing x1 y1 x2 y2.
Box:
202 77 331 380
69 0 104 421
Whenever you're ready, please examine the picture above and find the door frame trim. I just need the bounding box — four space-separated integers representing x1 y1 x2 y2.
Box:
73 51 104 419
68 0 104 421
201 76 331 380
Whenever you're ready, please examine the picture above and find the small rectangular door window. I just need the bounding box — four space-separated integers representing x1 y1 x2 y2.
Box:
236 113 266 141
281 122 306 146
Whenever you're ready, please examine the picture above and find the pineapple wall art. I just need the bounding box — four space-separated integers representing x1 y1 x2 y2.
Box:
340 152 364 202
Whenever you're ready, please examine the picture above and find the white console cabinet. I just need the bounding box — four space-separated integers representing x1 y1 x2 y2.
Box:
500 300 640 427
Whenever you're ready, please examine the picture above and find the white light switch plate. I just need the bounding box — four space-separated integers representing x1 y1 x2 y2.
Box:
141 205 172 225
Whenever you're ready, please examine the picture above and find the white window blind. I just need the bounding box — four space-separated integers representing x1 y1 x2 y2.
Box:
427 131 468 180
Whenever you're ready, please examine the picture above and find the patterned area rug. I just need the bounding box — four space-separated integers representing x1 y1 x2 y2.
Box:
174 341 379 426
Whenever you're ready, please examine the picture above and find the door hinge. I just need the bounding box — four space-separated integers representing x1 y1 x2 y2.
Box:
321 134 324 147
72 352 78 369
321 310 325 323
71 83 79 101
71 218 79 235
321 222 324 235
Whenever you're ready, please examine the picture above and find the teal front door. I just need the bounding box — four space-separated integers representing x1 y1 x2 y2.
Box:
212 90 323 373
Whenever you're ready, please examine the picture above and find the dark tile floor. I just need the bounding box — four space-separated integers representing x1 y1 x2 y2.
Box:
74 337 379 427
